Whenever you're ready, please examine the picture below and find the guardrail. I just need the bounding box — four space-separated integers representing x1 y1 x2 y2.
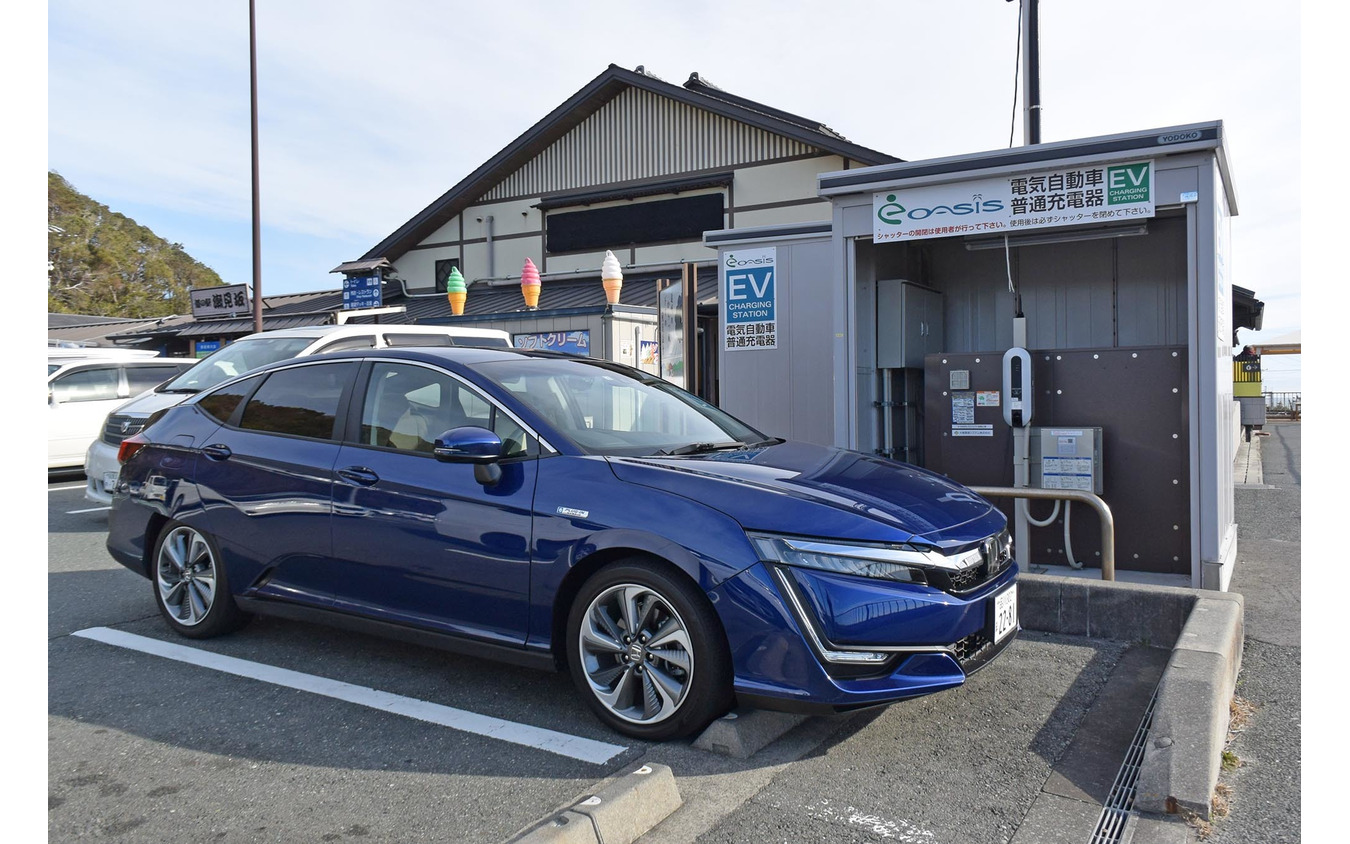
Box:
1264 391 1301 419
968 486 1116 581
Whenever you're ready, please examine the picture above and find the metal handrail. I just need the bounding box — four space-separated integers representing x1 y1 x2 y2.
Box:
968 486 1117 581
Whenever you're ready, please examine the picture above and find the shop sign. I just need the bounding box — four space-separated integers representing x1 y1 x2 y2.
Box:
513 330 590 355
722 247 777 352
190 284 250 319
342 274 382 310
658 281 685 387
873 160 1155 242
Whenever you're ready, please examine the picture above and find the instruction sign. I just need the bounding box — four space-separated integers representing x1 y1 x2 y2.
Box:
873 160 1155 242
722 247 777 351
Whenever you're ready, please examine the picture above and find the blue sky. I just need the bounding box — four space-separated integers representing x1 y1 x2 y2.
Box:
42 1 1308 386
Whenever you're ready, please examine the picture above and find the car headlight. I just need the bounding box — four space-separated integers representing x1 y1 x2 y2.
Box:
747 533 943 585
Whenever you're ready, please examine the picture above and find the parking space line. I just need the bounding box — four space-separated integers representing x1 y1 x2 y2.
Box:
49 484 86 492
67 507 110 514
73 626 627 765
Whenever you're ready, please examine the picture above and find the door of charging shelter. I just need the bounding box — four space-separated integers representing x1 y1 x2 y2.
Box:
710 122 1241 590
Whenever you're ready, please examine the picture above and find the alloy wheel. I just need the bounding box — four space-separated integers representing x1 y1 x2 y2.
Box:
577 583 694 725
155 526 218 627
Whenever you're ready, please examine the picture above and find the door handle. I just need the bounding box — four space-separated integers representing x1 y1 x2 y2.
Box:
337 466 380 486
202 443 232 461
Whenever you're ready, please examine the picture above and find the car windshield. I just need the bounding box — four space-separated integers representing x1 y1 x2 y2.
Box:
475 357 770 457
158 336 318 394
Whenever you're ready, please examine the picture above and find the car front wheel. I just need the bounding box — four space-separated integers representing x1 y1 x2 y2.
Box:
567 560 731 740
152 522 248 639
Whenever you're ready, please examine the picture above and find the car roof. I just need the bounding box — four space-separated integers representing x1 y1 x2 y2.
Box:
48 357 194 379
232 323 510 342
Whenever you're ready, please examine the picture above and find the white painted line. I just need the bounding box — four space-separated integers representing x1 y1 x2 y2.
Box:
72 626 626 765
67 507 110 514
48 484 86 492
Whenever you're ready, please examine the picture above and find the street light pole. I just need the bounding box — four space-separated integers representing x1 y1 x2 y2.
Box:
250 0 263 333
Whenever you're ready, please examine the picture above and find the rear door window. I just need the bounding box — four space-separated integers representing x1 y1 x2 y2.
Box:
51 365 121 402
239 363 357 441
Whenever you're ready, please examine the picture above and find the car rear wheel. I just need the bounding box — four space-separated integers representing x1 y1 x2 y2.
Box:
567 560 731 740
152 522 248 639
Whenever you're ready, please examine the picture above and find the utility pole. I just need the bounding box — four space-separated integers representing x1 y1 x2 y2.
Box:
250 0 263 333
1021 0 1042 145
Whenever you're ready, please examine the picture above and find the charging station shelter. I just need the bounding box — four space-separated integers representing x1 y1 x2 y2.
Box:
707 122 1241 590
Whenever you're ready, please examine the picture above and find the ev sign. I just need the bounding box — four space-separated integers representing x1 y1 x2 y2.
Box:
723 247 777 351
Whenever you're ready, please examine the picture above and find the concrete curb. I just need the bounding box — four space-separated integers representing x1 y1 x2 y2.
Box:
1018 574 1245 825
507 763 682 844
692 708 808 759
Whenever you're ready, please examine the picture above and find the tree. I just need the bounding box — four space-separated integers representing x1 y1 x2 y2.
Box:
47 171 224 317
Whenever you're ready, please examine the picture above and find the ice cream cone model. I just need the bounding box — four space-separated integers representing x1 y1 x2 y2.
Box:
445 267 467 315
601 250 623 304
520 258 541 309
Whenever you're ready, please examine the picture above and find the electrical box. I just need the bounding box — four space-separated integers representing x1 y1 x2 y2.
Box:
877 280 944 368
1030 426 1103 494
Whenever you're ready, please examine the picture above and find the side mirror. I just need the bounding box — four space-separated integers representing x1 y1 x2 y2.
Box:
433 426 504 485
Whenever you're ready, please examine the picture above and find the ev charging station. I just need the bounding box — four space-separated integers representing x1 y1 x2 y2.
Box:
706 122 1242 590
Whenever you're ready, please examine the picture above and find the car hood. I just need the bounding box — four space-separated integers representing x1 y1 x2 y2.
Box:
607 440 998 545
108 388 193 417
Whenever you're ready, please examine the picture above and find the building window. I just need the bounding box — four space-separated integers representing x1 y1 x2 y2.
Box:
546 193 725 254
434 258 461 293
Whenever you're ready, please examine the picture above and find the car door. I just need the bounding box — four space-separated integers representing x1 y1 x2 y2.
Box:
48 362 126 468
328 360 539 645
191 360 359 606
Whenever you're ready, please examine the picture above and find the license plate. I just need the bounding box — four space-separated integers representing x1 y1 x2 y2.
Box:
103 472 119 493
993 584 1018 642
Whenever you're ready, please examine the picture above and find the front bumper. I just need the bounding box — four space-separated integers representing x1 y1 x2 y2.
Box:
710 560 1019 713
83 440 120 505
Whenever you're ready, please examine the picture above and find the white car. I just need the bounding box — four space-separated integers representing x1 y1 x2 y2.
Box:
49 357 195 471
83 323 512 504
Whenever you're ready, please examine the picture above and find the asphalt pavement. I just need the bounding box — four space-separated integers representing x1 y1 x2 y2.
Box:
1206 421 1302 843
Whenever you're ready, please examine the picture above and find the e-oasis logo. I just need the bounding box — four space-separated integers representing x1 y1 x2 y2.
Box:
876 193 1005 226
725 253 774 268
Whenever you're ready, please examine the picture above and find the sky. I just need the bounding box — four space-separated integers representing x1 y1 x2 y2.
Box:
39 0 1306 387
20 3 1342 836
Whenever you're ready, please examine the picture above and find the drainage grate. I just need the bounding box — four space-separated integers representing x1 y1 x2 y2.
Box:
1087 682 1161 844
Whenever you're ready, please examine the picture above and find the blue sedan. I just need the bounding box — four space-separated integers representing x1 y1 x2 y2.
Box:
106 347 1019 740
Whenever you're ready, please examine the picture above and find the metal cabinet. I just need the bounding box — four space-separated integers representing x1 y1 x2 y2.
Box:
877 279 944 369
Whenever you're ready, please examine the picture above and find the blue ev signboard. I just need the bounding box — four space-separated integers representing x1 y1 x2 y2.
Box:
342 274 383 310
722 246 777 351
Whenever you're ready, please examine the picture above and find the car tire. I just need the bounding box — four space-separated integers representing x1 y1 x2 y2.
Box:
151 521 248 639
566 559 732 740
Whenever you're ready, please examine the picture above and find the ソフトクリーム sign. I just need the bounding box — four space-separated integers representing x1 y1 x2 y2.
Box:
873 160 1155 242
722 247 777 352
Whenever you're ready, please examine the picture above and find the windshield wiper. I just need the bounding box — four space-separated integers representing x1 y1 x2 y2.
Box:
657 442 745 456
158 387 201 394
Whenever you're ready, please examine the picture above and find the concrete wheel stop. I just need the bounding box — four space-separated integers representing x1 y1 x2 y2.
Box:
506 762 682 844
691 708 808 759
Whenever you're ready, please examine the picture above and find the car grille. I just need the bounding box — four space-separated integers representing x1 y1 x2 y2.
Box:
102 414 147 446
950 630 992 666
924 531 1014 595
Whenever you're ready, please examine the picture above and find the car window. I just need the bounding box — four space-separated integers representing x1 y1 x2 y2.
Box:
197 375 263 424
314 336 377 353
479 358 763 456
51 366 121 402
359 362 533 457
161 336 317 393
125 364 193 394
238 363 356 440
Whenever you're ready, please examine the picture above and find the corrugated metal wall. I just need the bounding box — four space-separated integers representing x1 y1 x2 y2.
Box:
484 88 819 200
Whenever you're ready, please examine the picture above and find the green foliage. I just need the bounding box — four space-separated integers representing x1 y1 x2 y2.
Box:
47 171 224 318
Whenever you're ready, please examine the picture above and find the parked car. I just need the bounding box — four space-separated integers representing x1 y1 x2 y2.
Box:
48 357 195 471
106 347 1019 740
48 346 163 375
83 323 511 504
